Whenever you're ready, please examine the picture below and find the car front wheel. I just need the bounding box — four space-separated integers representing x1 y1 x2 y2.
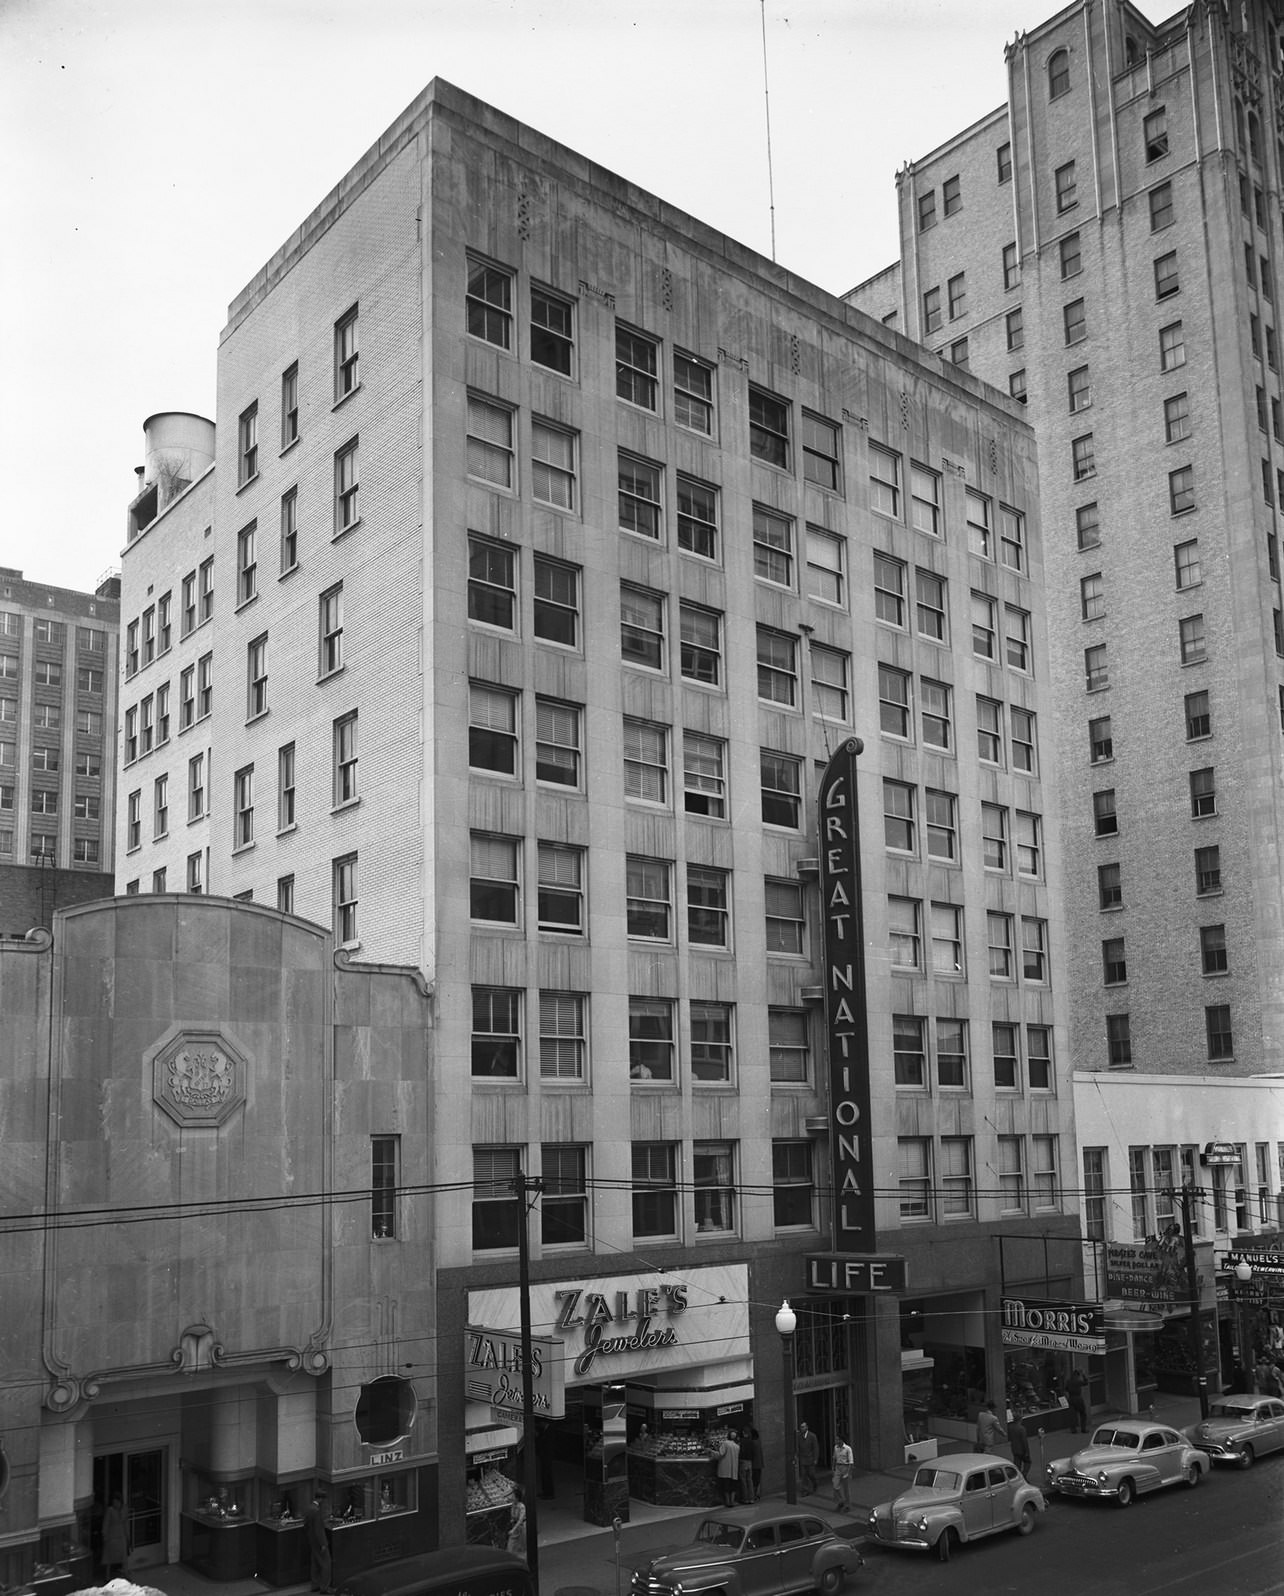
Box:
817 1567 844 1596
935 1529 958 1564
1184 1464 1201 1488
1017 1503 1037 1535
1237 1445 1255 1470
1115 1478 1134 1508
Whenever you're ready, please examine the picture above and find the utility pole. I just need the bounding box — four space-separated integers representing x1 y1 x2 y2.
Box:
512 1171 543 1592
1172 1182 1209 1421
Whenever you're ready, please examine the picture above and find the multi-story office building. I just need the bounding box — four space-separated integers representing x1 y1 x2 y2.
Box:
0 566 119 924
119 79 1074 1540
847 0 1284 1399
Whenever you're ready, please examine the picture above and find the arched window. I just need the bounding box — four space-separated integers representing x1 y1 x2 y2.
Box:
1049 48 1071 98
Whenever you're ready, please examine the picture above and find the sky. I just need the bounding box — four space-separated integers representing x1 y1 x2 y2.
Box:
2 0 1187 595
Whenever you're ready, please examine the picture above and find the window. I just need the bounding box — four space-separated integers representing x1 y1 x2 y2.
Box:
1085 643 1108 691
187 753 205 821
72 839 99 866
1099 862 1122 909
369 1135 399 1240
181 572 196 636
125 620 139 678
773 1141 814 1226
315 587 343 681
977 697 1003 764
766 879 806 954
688 867 730 948
233 765 254 849
1094 788 1118 835
1201 923 1228 975
753 505 793 586
30 786 57 814
330 304 363 404
1089 714 1113 762
916 569 947 640
761 750 801 828
620 585 664 669
769 1009 810 1082
467 394 515 488
532 419 576 509
1103 936 1127 985
998 1136 1025 1211
1064 298 1087 345
1170 464 1195 514
1185 689 1210 739
987 911 1014 980
537 842 585 934
335 438 360 533
277 743 295 831
674 351 714 433
1081 573 1105 621
899 1138 931 1219
1068 364 1091 412
624 719 668 804
246 633 268 720
874 554 906 626
1033 1136 1059 1210
1003 241 1021 290
1164 391 1190 443
937 1018 967 1087
869 444 901 518
756 627 797 705
1149 181 1174 231
125 706 138 764
1048 47 1070 96
32 659 59 688
1027 1027 1052 1090
684 732 726 818
281 363 299 448
679 603 722 684
75 749 100 778
992 1023 1019 1091
1006 307 1024 351
630 1004 675 1084
540 994 587 1082
931 903 963 976
472 987 521 1078
923 286 942 333
197 653 213 719
1190 766 1216 817
948 337 969 369
1155 251 1180 299
156 595 171 654
1206 1003 1233 1060
971 591 996 658
997 141 1012 182
888 897 922 970
1055 160 1077 212
1144 106 1169 160
966 490 991 558
533 555 578 647
469 682 518 775
472 1147 521 1251
918 191 936 231
1173 539 1199 590
921 678 951 749
140 607 155 666
280 488 298 573
802 414 842 491
619 453 663 539
1077 502 1101 549
942 173 962 215
982 802 1008 870
1060 231 1082 279
1160 321 1185 370
467 257 512 347
893 1015 926 1087
677 474 719 558
627 857 672 940
911 464 941 535
616 325 658 409
238 402 258 484
1105 1012 1131 1067
878 665 911 738
179 668 195 730
1005 606 1031 671
542 1143 588 1245
690 1004 734 1085
947 272 967 319
1179 613 1206 664
1072 433 1096 481
530 285 573 374
535 698 581 787
332 710 359 806
73 792 99 821
187 851 203 894
805 526 846 604
468 535 516 629
1008 370 1026 407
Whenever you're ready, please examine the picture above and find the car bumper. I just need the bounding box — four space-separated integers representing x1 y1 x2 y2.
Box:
1048 1474 1121 1498
1192 1442 1245 1462
868 1521 933 1552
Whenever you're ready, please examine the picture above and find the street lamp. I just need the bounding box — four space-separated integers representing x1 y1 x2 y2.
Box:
775 1301 797 1505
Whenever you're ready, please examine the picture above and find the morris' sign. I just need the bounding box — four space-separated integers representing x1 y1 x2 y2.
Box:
818 739 876 1252
1000 1297 1106 1354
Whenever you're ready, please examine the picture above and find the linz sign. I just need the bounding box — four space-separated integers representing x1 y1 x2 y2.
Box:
806 1254 907 1294
818 739 876 1252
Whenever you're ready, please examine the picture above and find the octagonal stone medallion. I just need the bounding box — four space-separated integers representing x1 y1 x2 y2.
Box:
149 1028 248 1128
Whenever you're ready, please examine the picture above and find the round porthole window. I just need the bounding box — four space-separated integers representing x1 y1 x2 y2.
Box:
355 1377 417 1447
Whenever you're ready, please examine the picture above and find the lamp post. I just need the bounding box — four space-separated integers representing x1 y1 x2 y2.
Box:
1234 1260 1255 1389
775 1301 797 1505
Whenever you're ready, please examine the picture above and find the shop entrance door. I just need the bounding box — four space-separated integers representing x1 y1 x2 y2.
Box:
94 1450 166 1569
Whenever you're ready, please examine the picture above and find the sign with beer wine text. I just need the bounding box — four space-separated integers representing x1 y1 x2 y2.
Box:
818 738 876 1251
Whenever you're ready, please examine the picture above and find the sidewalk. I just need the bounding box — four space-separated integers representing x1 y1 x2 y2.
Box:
536 1391 1207 1596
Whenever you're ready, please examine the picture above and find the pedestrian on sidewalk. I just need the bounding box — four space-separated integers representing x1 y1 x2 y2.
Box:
715 1430 741 1508
1007 1414 1031 1479
746 1428 764 1502
831 1437 853 1510
505 1487 528 1562
1065 1367 1089 1433
975 1397 1006 1454
796 1422 820 1494
304 1491 333 1594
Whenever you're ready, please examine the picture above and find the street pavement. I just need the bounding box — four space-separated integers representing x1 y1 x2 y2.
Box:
535 1393 1205 1596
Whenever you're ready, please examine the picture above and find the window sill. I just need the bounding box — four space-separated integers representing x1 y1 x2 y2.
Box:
280 437 300 459
279 561 300 582
276 823 297 838
332 517 361 543
234 593 259 615
188 813 206 826
317 666 346 685
247 709 269 726
332 796 361 816
236 472 260 496
332 383 361 412
232 842 255 857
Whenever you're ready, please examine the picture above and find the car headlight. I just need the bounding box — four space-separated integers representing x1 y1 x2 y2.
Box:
911 1517 928 1534
1096 1470 1108 1484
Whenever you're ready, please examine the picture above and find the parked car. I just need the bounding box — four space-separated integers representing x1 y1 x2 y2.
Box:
1187 1393 1284 1468
630 1505 865 1596
866 1454 1045 1563
1045 1420 1209 1505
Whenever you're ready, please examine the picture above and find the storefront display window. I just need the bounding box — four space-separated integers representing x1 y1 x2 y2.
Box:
184 1472 257 1523
1003 1349 1072 1417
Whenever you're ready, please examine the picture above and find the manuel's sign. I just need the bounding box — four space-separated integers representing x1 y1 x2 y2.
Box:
818 739 876 1251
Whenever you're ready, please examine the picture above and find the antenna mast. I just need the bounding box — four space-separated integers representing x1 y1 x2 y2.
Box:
760 0 777 261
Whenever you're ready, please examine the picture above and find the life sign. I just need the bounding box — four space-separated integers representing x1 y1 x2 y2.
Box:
818 738 877 1252
806 1254 907 1294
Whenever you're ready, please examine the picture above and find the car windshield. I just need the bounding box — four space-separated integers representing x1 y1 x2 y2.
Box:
1208 1402 1257 1420
911 1467 959 1490
1090 1428 1140 1449
695 1521 743 1551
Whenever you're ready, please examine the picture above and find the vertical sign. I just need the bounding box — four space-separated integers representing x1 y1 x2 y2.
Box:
818 738 877 1252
